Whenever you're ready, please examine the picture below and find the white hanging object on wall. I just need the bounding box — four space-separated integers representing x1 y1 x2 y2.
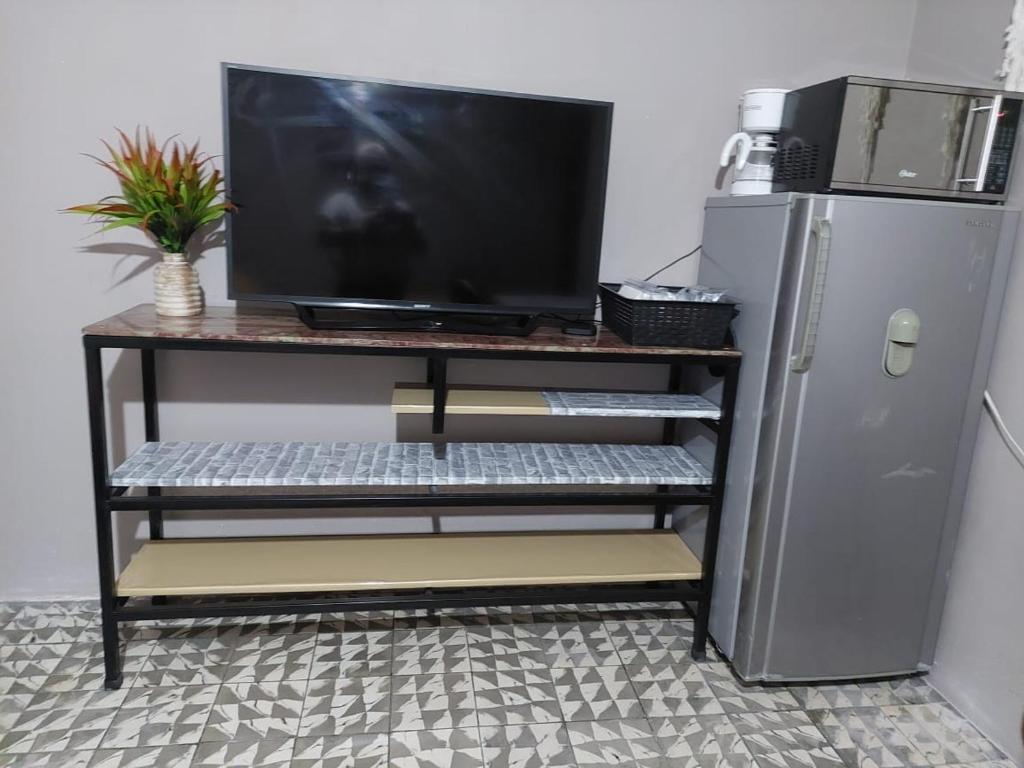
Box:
999 0 1024 89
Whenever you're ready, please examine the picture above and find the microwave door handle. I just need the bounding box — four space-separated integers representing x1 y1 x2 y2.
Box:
973 94 1002 191
956 95 1002 190
790 216 831 374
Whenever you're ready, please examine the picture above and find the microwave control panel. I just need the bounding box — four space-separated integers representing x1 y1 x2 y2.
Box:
983 98 1022 194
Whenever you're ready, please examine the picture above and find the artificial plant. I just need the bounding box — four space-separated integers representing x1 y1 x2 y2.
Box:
65 128 234 253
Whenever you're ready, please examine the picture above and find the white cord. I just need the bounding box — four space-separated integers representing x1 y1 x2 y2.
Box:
983 389 1024 469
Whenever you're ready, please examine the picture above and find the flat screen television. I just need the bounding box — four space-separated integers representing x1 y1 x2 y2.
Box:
223 63 613 333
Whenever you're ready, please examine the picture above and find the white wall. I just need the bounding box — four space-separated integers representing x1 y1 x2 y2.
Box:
0 0 921 601
906 1 1024 763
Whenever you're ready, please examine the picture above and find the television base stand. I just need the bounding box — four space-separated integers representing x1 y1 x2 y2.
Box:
561 320 597 337
295 305 542 337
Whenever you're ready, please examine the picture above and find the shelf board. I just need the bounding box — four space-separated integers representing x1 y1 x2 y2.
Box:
391 385 721 418
115 530 702 597
110 441 713 488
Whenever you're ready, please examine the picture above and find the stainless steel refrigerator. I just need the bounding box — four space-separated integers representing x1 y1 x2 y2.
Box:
694 193 1018 682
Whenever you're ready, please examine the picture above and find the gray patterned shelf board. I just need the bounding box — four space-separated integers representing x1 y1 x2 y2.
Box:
541 391 720 418
110 441 712 488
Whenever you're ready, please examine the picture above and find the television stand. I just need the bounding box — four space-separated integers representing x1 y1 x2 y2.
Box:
81 303 741 689
295 304 542 337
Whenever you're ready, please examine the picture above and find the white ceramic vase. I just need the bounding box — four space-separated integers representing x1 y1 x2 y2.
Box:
153 252 203 317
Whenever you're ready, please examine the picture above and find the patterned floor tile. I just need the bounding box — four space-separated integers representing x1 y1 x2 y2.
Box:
5 603 98 623
790 681 904 710
0 693 32 731
473 669 561 726
319 611 394 633
201 680 306 741
481 606 541 624
0 605 18 627
0 750 94 766
393 628 471 675
0 643 70 694
132 637 233 687
126 612 317 642
87 744 196 767
514 622 619 669
700 666 800 714
311 630 392 679
480 723 576 768
0 688 126 754
190 738 295 766
40 641 151 692
290 733 389 768
810 706 931 767
390 672 478 732
565 719 665 767
99 685 217 749
467 626 550 673
396 607 503 630
552 665 644 721
1 605 97 641
887 678 947 705
390 727 484 768
0 599 1008 768
0 623 100 645
731 711 843 767
597 601 688 622
649 713 753 766
259 613 322 636
223 631 315 683
606 619 694 665
117 616 232 643
627 660 723 717
298 676 391 737
531 604 604 624
881 703 1005 765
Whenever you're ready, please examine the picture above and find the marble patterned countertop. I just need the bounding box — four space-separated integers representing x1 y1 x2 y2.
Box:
83 304 742 358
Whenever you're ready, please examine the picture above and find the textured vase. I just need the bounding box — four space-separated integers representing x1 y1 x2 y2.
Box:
153 252 203 317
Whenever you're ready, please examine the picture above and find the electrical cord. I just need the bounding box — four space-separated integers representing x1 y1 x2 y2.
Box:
594 243 703 310
541 243 704 325
983 389 1024 469
641 243 703 282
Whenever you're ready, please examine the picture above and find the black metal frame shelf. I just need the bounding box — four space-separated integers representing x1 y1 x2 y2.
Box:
83 322 740 690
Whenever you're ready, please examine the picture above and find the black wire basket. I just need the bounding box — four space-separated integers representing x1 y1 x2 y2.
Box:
599 283 738 348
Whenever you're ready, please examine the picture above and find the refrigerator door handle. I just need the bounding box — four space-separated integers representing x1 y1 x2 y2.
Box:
790 216 832 373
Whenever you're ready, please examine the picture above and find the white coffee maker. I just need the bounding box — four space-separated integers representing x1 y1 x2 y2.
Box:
719 88 788 195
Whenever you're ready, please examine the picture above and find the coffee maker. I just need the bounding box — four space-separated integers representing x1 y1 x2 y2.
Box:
719 88 787 195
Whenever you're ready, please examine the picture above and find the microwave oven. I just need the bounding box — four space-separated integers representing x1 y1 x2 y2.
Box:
773 76 1022 203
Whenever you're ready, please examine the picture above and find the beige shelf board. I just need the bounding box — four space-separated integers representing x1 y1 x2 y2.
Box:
392 385 551 415
391 384 721 418
115 530 702 597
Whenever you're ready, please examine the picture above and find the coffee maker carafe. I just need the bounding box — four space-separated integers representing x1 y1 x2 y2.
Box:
719 88 787 195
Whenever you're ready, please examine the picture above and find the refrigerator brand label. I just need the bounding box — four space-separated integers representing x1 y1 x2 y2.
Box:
965 219 995 228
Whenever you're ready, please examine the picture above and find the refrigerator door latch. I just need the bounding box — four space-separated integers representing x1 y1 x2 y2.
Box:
883 308 921 377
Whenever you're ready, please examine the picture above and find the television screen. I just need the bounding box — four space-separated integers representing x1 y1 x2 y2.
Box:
224 64 613 316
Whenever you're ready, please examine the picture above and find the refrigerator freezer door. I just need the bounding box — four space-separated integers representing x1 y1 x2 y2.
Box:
745 197 1008 680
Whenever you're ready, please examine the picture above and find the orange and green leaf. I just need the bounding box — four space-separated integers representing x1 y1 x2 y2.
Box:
63 127 233 253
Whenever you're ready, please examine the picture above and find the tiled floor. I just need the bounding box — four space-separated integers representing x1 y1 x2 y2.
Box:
0 600 1013 767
